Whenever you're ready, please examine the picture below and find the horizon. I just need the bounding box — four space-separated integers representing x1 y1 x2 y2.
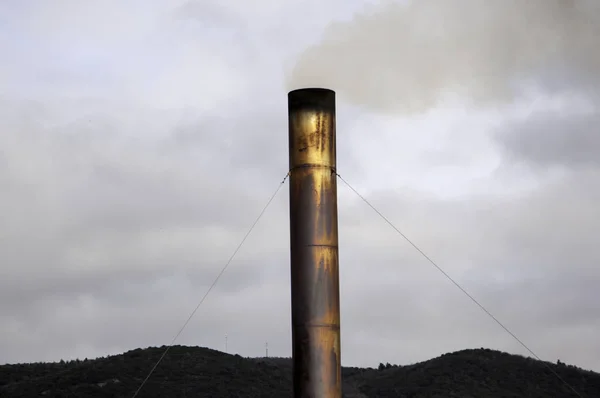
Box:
4 345 596 374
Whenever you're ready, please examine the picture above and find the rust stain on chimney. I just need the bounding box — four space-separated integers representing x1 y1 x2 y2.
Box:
288 88 342 398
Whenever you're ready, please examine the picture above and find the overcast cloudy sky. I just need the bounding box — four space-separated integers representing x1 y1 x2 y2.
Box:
1 0 599 375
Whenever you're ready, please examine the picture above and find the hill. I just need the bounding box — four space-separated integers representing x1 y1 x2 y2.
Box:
1 346 599 397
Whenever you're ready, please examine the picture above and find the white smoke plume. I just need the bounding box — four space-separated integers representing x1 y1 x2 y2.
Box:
286 0 600 113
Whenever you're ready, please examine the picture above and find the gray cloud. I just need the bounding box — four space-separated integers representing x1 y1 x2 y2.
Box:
0 97 288 358
287 0 600 113
495 107 600 169
2 94 599 372
337 167 600 370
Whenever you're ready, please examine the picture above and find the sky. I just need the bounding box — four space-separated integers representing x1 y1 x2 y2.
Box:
1 0 599 376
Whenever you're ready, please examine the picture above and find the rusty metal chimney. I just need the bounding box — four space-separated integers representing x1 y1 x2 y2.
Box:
288 88 341 397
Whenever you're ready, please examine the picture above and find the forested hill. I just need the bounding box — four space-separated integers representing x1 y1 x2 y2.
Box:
1 346 598 397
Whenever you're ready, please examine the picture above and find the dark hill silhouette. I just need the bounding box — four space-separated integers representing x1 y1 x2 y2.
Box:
1 346 598 397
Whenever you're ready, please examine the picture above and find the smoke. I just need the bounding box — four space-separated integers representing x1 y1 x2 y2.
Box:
286 0 600 113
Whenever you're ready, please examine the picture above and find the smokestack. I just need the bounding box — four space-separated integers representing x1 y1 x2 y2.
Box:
288 88 342 397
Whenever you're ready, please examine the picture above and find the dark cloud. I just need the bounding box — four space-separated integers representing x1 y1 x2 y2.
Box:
495 109 600 169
